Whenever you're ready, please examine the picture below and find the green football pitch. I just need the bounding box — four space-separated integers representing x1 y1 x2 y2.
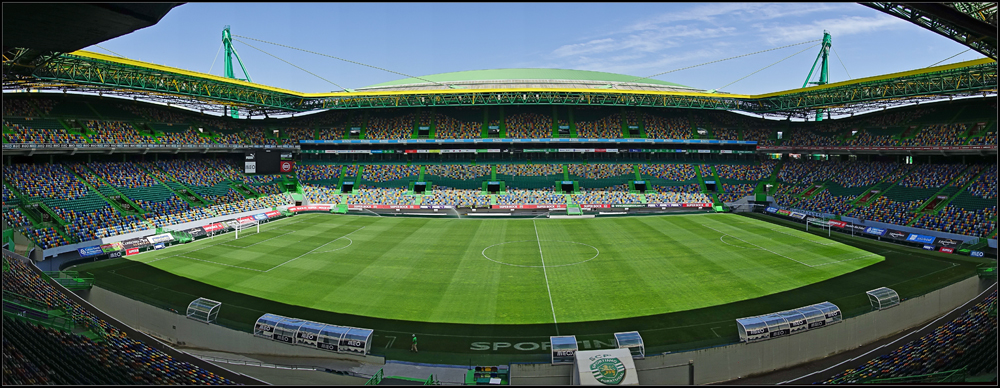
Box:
74 212 984 364
89 212 885 325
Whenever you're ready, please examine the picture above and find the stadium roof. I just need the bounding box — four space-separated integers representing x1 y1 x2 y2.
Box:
357 68 706 93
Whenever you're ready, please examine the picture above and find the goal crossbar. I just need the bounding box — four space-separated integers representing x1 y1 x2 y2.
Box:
234 220 260 239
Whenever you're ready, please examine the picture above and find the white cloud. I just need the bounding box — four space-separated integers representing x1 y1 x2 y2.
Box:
623 3 844 33
566 47 725 78
756 14 908 45
552 25 736 58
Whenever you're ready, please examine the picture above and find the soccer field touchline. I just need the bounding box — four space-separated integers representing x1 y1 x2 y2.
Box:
534 219 559 334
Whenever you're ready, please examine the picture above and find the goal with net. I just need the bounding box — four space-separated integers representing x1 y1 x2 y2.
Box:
805 218 832 237
234 219 260 240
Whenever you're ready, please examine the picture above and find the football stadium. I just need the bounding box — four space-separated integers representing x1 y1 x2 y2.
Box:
2 3 997 385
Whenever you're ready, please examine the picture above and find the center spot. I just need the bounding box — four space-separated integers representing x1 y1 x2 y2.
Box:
481 240 600 268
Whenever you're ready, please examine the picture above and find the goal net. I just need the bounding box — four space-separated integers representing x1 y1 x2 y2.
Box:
234 220 260 239
805 218 832 237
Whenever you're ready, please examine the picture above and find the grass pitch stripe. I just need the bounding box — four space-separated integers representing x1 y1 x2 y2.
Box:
220 229 298 248
534 220 559 334
698 222 816 268
264 226 366 272
175 255 265 272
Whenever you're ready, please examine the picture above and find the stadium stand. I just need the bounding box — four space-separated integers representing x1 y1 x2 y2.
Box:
576 113 621 138
830 161 901 188
296 164 345 182
424 164 490 180
567 163 634 180
435 113 481 139
846 197 922 225
346 186 417 205
640 163 696 182
783 190 857 216
911 204 998 238
897 164 965 189
302 184 343 204
282 127 314 144
571 184 642 205
366 111 415 140
965 164 997 199
85 121 148 144
743 127 775 145
776 160 842 185
719 183 756 203
362 164 420 183
900 123 968 147
3 208 32 229
645 185 711 204
643 113 691 139
2 253 237 385
3 119 88 144
715 161 778 182
3 163 89 200
496 189 564 204
241 127 279 146
819 290 997 384
422 187 490 208
505 112 552 139
3 98 57 117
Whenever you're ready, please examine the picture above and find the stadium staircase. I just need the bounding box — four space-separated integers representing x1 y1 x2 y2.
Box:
753 160 783 200
67 164 146 215
964 122 996 144
851 164 916 207
914 165 985 214
694 165 723 208
42 270 95 291
3 291 75 334
135 164 211 207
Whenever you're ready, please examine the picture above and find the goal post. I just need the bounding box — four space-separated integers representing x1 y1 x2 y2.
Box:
805 218 832 237
234 219 260 240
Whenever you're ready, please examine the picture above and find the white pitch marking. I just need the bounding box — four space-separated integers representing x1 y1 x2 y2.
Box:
265 226 366 272
220 229 297 249
700 222 817 268
533 219 559 335
175 255 264 272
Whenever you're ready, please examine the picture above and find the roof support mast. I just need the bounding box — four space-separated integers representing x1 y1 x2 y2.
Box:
802 31 832 121
223 26 253 118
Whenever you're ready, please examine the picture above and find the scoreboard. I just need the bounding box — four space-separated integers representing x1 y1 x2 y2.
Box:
245 149 295 174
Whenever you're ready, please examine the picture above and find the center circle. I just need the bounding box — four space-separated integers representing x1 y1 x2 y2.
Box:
481 240 600 268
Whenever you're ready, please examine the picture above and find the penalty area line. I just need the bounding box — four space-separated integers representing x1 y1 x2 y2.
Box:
175 255 265 272
264 226 366 272
700 222 817 268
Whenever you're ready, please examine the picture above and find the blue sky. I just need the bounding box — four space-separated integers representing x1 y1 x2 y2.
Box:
86 3 986 96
